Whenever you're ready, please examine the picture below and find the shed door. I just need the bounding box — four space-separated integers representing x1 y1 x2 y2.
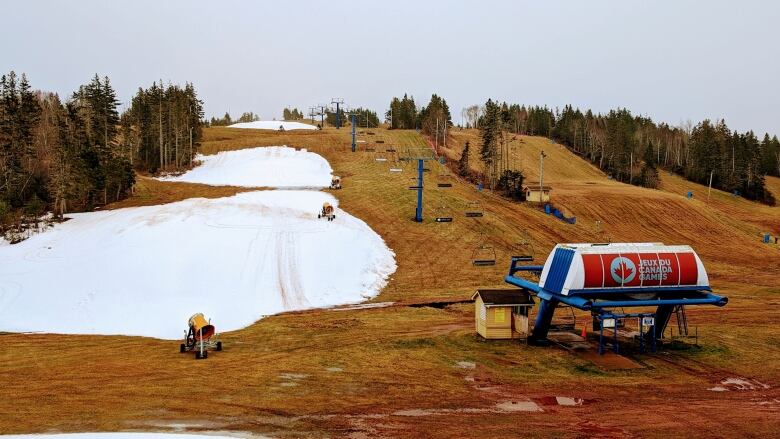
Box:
494 308 506 323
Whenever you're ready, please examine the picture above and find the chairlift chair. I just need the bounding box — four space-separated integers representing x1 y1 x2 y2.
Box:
437 167 453 187
510 235 535 262
465 201 484 217
433 200 453 223
471 243 497 266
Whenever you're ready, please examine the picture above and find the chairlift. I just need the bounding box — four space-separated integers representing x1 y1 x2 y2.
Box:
465 201 484 217
510 233 535 261
471 243 496 266
436 167 452 187
433 199 453 223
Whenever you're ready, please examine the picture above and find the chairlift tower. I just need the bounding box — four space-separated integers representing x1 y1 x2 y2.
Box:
316 103 328 128
331 98 344 129
402 147 437 222
350 113 357 152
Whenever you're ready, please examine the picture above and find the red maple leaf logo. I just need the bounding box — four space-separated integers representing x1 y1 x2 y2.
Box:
614 260 634 280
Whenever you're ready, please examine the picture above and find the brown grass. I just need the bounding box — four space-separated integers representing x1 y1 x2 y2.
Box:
106 176 252 209
2 126 779 438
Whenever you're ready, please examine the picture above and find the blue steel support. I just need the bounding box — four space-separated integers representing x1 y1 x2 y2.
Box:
351 114 356 152
587 293 727 309
529 297 559 344
652 304 676 340
415 159 424 222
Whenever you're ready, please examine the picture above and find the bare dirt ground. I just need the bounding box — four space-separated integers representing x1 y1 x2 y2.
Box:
1 126 778 438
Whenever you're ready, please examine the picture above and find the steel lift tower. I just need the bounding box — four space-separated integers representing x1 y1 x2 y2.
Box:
400 147 437 222
331 98 344 129
316 103 327 128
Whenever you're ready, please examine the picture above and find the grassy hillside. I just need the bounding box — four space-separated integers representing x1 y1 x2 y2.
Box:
1 126 778 438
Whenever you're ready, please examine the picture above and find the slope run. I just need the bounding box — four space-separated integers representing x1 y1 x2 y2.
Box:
658 172 779 236
0 190 396 339
3 126 778 437
442 129 780 288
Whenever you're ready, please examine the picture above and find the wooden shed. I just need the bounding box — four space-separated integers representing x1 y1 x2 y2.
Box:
523 183 552 203
472 289 535 340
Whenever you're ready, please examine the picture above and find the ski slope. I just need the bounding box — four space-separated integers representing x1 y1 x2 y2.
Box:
3 434 258 439
159 146 333 188
0 147 396 339
229 120 316 130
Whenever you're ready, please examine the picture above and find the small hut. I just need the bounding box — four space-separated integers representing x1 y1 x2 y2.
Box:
523 183 552 203
472 289 535 339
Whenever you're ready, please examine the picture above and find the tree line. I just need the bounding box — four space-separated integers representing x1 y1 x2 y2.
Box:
346 107 379 128
0 71 204 239
385 93 453 139
469 100 777 204
283 107 304 120
122 81 204 174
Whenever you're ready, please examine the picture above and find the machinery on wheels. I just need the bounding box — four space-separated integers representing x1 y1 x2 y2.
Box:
330 176 342 190
318 202 336 221
180 313 222 359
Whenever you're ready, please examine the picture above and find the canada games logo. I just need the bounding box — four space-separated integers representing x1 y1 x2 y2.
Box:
610 256 636 284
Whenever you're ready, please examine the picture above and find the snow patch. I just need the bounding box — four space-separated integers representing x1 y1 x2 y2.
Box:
229 120 316 131
159 146 332 188
0 191 396 339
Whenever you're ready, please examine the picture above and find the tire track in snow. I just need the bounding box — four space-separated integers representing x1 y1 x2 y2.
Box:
276 230 309 309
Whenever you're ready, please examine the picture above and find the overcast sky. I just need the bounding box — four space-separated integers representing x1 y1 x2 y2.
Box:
2 1 779 135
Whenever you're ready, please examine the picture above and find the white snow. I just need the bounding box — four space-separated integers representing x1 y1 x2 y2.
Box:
0 190 396 339
159 146 332 188
228 120 316 131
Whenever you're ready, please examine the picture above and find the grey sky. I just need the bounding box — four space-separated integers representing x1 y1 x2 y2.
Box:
3 1 779 136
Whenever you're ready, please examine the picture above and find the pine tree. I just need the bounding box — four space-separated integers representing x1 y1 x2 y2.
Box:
458 141 471 177
639 140 659 188
479 99 501 186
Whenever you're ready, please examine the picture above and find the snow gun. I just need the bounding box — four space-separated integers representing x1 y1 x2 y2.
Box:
180 313 222 359
318 202 336 221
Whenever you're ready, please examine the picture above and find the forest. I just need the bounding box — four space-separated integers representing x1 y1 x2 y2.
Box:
386 93 452 140
467 101 778 204
0 71 203 239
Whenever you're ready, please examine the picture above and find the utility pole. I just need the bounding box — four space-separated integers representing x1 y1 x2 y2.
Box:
351 113 357 152
629 151 633 184
435 118 439 154
707 170 714 201
540 150 547 200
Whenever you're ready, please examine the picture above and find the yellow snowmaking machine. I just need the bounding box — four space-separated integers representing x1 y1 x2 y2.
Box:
179 313 222 359
330 176 342 190
318 202 336 221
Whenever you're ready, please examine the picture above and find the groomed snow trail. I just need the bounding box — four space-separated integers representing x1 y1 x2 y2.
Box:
228 120 316 131
0 147 396 340
159 146 332 188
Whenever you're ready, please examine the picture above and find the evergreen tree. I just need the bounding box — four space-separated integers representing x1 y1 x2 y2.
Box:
639 140 659 188
458 141 471 177
479 99 501 186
